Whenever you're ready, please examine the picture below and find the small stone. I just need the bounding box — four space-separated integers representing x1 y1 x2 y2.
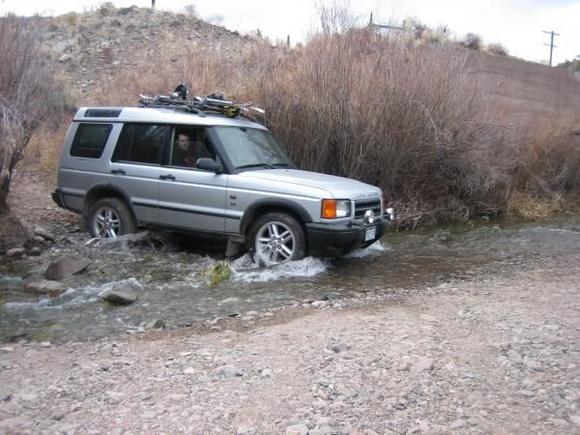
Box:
24 280 68 297
260 368 272 377
0 392 12 401
40 341 51 348
33 226 55 241
0 347 14 352
570 415 580 426
29 247 42 256
286 423 309 435
6 248 25 257
311 300 327 308
214 365 243 380
58 54 72 62
507 350 522 364
412 358 434 372
182 367 195 375
330 342 351 353
450 419 466 429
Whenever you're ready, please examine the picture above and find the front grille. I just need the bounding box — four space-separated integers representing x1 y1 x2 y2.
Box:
354 199 381 219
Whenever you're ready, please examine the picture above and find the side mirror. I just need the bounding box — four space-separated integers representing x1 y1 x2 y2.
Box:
196 158 223 173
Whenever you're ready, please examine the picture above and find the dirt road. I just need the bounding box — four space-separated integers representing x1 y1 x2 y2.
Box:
1 250 579 434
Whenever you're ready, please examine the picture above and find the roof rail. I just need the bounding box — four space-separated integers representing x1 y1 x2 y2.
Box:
138 85 265 123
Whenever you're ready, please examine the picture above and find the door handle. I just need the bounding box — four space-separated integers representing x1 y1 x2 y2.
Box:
159 174 176 181
111 169 125 175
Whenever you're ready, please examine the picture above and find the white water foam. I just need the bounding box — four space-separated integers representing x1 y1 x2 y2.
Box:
232 256 328 283
343 240 390 258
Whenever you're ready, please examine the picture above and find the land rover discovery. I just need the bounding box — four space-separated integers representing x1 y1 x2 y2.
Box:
52 104 390 264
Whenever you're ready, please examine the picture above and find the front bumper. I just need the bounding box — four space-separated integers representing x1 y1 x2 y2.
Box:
306 219 385 257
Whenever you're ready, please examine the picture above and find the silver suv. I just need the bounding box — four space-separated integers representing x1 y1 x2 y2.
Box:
52 106 389 264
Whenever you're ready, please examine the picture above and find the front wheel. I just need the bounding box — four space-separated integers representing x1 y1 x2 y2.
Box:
88 197 136 239
248 212 306 265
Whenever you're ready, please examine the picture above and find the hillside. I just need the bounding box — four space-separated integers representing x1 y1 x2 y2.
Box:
37 3 260 98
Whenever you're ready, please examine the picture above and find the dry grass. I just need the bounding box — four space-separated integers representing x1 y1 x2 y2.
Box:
31 23 580 226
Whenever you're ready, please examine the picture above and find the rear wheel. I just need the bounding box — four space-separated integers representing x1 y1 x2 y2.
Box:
88 198 136 239
248 212 306 265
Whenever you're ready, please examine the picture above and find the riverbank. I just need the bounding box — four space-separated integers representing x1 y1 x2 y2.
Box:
1 246 579 433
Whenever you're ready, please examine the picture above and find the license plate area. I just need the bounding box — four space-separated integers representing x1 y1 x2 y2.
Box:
364 226 376 242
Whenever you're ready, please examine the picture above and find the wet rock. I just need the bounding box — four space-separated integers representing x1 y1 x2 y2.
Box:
29 247 42 256
285 423 309 435
33 226 55 241
144 319 166 329
99 280 141 305
6 247 25 257
24 280 68 297
45 256 90 280
214 365 243 380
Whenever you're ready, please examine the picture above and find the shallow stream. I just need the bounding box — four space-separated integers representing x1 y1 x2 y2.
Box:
1 216 579 343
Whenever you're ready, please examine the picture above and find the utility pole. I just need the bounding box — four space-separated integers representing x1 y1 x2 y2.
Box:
543 30 559 66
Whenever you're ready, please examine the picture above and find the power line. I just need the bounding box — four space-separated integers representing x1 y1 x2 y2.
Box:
543 30 559 66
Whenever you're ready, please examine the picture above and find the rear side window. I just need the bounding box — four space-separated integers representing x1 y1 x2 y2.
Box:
112 123 170 165
70 123 112 158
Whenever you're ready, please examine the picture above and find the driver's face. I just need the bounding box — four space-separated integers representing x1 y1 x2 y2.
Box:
176 135 191 152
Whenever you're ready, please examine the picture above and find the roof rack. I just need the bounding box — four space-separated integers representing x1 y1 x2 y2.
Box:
138 84 265 123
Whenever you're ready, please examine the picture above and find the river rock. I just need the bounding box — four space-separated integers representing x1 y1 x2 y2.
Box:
6 248 25 258
99 288 138 305
45 256 90 280
24 280 68 297
33 226 55 241
29 247 42 256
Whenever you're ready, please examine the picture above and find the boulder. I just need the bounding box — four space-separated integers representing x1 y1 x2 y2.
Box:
99 280 142 305
24 280 68 297
44 256 90 280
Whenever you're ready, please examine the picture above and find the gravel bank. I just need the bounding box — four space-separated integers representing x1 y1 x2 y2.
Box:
1 254 579 434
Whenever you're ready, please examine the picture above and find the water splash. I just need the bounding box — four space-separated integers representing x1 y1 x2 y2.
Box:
232 256 329 282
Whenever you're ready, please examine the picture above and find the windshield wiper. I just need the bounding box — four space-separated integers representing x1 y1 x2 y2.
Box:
236 163 275 170
271 162 295 169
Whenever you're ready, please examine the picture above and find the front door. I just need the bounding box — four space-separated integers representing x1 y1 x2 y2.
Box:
157 126 227 233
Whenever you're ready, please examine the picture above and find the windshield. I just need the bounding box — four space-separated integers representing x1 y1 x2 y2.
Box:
212 126 292 170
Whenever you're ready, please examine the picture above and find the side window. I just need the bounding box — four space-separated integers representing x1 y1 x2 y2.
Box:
170 127 216 168
112 123 170 165
70 123 112 158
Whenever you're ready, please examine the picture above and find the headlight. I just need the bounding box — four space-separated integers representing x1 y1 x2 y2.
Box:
321 199 351 219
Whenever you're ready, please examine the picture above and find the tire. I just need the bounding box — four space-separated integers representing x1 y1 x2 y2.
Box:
88 197 136 239
248 212 306 265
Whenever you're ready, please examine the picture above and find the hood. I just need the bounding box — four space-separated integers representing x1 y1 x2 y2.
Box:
238 169 382 199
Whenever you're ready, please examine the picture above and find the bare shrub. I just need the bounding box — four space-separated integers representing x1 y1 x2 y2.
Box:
487 43 508 56
462 33 482 51
0 15 65 210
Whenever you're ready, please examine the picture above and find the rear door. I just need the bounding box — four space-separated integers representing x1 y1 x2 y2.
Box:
110 123 171 224
157 125 228 233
